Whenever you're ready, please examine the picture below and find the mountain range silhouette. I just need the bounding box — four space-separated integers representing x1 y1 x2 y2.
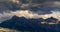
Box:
0 15 60 32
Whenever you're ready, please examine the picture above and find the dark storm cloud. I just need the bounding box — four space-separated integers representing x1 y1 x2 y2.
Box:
19 0 46 3
0 1 20 12
0 0 60 14
0 0 60 22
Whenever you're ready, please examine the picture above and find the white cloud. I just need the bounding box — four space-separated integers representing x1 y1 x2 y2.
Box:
0 10 60 23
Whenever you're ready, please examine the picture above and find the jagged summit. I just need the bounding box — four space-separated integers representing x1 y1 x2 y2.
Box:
45 17 58 22
11 15 28 20
12 15 19 18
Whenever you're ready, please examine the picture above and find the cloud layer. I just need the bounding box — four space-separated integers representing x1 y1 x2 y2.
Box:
0 0 60 23
0 0 60 14
0 10 60 22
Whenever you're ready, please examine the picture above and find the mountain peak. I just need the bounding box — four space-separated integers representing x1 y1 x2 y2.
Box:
45 17 58 22
11 15 27 20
